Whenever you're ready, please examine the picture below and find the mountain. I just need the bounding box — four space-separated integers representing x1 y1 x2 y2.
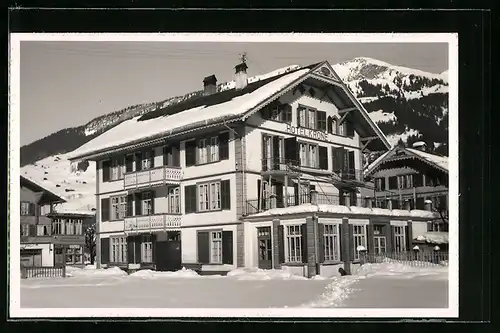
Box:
20 57 449 212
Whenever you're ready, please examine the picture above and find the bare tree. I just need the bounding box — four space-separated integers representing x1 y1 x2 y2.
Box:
85 223 96 264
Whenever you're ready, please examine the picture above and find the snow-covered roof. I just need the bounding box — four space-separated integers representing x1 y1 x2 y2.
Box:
68 67 311 160
20 176 66 203
364 145 448 177
246 203 440 219
414 231 449 244
68 60 391 161
406 148 448 172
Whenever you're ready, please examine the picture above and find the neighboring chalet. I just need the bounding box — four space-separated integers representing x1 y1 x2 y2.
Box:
20 176 66 267
361 141 449 252
68 60 441 277
20 176 95 267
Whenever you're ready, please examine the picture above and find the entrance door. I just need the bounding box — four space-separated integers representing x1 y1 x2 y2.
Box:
155 232 182 272
257 227 273 269
374 236 387 255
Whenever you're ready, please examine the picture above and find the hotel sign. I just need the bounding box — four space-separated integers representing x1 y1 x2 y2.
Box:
286 124 328 141
52 235 85 245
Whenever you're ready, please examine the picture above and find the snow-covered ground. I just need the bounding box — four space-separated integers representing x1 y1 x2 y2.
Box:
20 262 448 309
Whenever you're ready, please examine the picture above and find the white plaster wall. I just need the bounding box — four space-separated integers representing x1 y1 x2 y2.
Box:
20 243 54 267
181 174 238 227
349 218 370 225
101 221 125 233
181 224 238 272
244 173 261 201
412 221 429 238
154 186 169 214
180 131 236 180
153 146 163 167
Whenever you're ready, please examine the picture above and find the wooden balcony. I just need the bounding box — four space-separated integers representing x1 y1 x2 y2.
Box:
124 214 182 234
124 166 182 189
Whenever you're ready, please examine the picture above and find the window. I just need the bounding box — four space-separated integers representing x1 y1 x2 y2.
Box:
110 157 124 181
198 139 208 164
353 225 367 260
141 235 153 263
65 245 84 265
142 192 153 215
37 225 49 236
397 174 414 189
210 182 221 210
210 231 223 264
20 202 32 216
110 236 127 263
316 111 327 132
298 108 307 127
198 181 221 212
323 224 340 261
394 226 406 252
285 225 303 263
21 224 29 236
65 219 75 235
210 136 219 162
52 218 62 235
299 143 319 168
375 178 386 191
308 109 316 129
142 151 153 170
111 195 127 220
75 220 83 235
168 187 181 214
328 116 338 134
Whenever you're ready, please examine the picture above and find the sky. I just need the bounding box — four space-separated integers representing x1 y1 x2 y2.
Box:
20 41 448 146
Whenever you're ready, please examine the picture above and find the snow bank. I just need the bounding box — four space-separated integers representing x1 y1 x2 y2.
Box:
226 267 308 281
129 267 205 279
415 232 449 244
355 262 448 280
249 203 439 219
65 266 128 278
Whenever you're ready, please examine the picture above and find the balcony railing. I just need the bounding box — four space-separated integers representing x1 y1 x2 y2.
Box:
124 214 182 233
124 166 182 188
245 192 343 215
332 168 364 183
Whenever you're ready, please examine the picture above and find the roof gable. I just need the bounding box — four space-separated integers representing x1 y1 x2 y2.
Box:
364 146 449 177
312 61 343 82
20 176 66 203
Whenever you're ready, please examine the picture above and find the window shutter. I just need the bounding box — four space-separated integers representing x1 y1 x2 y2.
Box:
125 154 134 172
127 236 134 264
29 203 36 216
257 179 261 211
348 224 354 261
272 136 281 170
339 223 344 261
135 193 142 216
184 185 197 214
390 226 396 251
150 190 156 215
278 225 285 263
219 132 230 160
348 151 355 172
342 148 349 172
29 224 36 236
185 140 197 166
413 173 423 187
284 137 298 165
388 176 398 190
135 152 143 171
126 194 134 217
327 116 333 133
319 146 328 170
427 222 433 232
221 180 231 210
150 149 155 168
101 238 110 264
222 231 234 264
197 232 210 264
101 198 110 222
163 146 169 166
102 160 111 182
316 111 327 132
296 107 302 127
317 223 325 263
367 224 374 254
345 120 355 137
151 234 157 264
293 183 299 206
284 104 292 123
405 225 411 251
301 223 308 263
172 144 180 167
381 178 386 191
135 237 141 264
261 135 267 171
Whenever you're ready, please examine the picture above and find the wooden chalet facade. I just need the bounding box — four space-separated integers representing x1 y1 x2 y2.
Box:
68 60 441 277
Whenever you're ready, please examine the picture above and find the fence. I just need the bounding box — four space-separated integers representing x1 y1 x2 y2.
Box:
21 265 66 279
245 192 342 215
360 251 449 267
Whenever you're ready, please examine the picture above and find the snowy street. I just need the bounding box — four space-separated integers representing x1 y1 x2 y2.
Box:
20 263 449 309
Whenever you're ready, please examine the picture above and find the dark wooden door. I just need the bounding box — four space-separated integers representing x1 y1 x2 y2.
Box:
257 227 273 269
155 240 181 271
275 182 284 208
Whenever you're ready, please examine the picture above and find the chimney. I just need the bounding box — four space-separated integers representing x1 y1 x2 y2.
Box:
203 75 217 96
412 141 427 152
234 62 248 90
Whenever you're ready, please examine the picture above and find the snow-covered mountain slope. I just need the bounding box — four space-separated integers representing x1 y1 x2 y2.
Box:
21 153 97 213
21 58 449 212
